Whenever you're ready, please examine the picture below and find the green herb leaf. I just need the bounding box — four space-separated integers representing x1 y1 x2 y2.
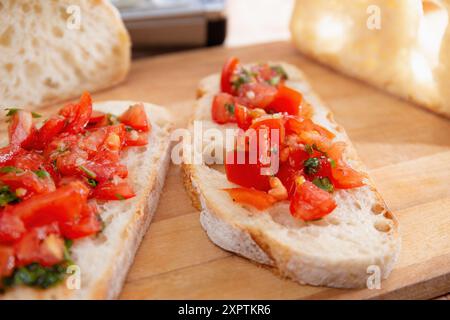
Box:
328 158 336 168
79 165 96 179
225 103 235 115
34 169 50 179
304 157 320 175
5 108 19 117
2 262 68 289
87 178 98 188
268 75 281 86
0 166 23 174
31 112 42 118
0 185 20 207
313 177 334 193
115 194 125 201
271 65 288 80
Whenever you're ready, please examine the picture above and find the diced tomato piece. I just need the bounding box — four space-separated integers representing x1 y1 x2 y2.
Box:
7 149 45 171
267 85 303 116
276 164 300 198
92 180 135 201
290 179 337 221
0 170 56 199
59 92 93 134
225 150 271 191
55 147 89 177
82 150 128 183
212 93 236 124
33 115 66 150
124 130 149 147
88 110 106 125
249 117 285 146
286 146 310 171
119 103 150 132
224 187 277 211
10 181 88 228
0 245 15 277
331 163 365 189
60 202 102 239
14 223 64 267
0 210 26 244
238 82 277 109
235 104 252 130
221 57 240 94
8 110 36 149
298 130 333 153
285 117 335 139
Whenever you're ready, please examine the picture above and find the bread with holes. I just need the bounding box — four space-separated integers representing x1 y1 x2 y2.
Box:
0 0 130 108
1 101 173 299
183 62 401 288
290 0 450 118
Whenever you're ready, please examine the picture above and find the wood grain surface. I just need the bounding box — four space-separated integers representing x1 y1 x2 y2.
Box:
11 41 450 299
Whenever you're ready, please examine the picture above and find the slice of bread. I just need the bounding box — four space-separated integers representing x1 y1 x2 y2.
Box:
183 62 401 288
290 0 450 118
1 101 173 299
0 0 130 108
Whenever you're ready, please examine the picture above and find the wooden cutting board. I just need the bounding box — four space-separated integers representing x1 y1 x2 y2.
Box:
26 41 450 299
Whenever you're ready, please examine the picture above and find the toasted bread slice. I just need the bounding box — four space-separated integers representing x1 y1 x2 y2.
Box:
1 101 173 299
183 62 400 288
0 0 130 108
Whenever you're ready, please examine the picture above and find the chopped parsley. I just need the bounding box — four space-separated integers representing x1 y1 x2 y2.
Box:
328 158 336 168
0 185 20 207
34 169 50 179
31 112 42 118
79 165 96 179
4 108 41 118
87 178 98 188
271 65 288 80
0 166 23 174
313 177 334 193
225 103 235 115
115 194 125 201
231 68 253 90
304 157 320 175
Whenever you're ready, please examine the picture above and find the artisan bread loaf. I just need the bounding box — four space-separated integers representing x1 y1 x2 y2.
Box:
183 62 400 288
0 0 130 108
290 0 450 118
1 101 173 299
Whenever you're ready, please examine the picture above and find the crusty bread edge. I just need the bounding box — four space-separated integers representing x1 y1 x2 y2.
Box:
183 63 401 288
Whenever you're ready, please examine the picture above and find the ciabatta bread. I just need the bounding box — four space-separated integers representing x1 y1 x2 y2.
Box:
1 101 173 299
290 0 450 118
183 62 401 288
0 0 130 108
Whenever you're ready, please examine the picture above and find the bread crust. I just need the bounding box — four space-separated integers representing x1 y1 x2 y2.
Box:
1 101 173 299
183 62 401 288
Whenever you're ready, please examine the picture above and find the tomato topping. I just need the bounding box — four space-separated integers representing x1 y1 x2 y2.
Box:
249 117 285 147
285 117 335 140
0 210 25 244
0 170 56 199
235 104 253 130
276 164 300 198
92 179 135 201
331 164 365 189
0 246 15 277
11 181 88 229
267 84 303 116
14 224 64 267
224 187 277 211
0 147 19 165
59 92 93 134
212 93 236 124
225 150 271 191
60 202 101 239
124 130 149 147
290 179 337 221
238 82 277 109
119 103 150 132
8 110 36 149
88 110 106 125
221 57 240 94
33 116 66 150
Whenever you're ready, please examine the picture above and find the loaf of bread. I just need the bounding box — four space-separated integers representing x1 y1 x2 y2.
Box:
290 0 450 118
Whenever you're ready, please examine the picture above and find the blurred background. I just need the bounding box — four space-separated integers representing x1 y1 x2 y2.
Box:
111 0 294 57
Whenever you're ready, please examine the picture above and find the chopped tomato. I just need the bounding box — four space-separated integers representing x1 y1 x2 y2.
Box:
0 245 15 277
8 149 45 171
267 84 302 116
0 210 26 244
92 180 135 201
224 187 277 211
249 117 285 146
235 104 252 130
212 93 236 124
88 110 106 125
60 202 102 239
276 164 300 198
33 115 66 150
11 181 88 228
286 146 310 170
124 130 149 147
238 82 277 109
298 130 333 153
331 163 365 189
221 57 240 94
290 179 336 221
225 150 271 191
82 151 128 183
14 223 64 267
119 103 150 132
285 117 335 140
8 110 36 149
59 91 93 134
0 170 56 199
0 146 19 165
